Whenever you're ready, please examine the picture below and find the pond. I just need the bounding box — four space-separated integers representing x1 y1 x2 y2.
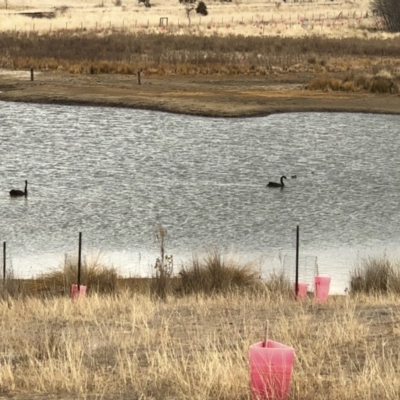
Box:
1 101 400 293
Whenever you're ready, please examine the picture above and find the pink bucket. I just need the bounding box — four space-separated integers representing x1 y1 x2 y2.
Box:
294 282 308 299
70 284 87 300
314 276 331 303
249 340 295 400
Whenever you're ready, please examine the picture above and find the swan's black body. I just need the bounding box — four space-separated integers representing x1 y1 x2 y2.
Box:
267 176 287 188
10 180 28 197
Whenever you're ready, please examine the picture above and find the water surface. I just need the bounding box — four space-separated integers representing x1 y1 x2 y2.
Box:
1 102 400 293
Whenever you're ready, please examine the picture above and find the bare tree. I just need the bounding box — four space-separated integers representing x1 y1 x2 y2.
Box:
179 0 208 25
371 0 400 31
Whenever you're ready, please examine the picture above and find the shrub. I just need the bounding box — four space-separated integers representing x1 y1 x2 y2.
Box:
370 78 391 93
340 80 356 92
355 74 371 90
151 224 173 301
307 56 317 64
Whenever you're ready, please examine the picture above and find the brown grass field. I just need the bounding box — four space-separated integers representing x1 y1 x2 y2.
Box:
1 290 400 399
1 255 400 399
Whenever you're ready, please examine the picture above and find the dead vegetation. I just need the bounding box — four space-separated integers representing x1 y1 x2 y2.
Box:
1 254 400 399
0 32 399 93
1 289 400 399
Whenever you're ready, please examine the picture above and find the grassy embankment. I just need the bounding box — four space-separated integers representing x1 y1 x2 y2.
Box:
1 32 400 93
1 253 400 399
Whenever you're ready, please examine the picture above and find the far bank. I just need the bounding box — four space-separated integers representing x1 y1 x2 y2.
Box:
1 72 400 117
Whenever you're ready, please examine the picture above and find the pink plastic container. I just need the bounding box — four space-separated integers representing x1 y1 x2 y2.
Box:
70 284 87 300
249 340 295 400
294 282 308 299
314 276 331 303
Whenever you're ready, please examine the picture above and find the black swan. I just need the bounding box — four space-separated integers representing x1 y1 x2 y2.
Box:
10 180 28 197
267 176 287 188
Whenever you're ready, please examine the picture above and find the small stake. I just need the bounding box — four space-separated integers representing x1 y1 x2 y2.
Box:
3 242 6 286
263 320 269 347
78 232 82 291
295 225 300 299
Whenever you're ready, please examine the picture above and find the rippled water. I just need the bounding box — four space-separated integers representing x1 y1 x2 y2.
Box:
1 101 400 292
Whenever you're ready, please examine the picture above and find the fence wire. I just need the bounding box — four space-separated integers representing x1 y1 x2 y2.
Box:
281 253 318 291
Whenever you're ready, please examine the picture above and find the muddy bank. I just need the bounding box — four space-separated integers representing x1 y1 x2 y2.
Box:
0 71 400 117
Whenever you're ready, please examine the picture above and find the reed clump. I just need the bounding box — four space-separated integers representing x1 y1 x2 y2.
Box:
350 256 400 294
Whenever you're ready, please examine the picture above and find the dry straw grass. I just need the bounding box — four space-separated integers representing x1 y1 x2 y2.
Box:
306 73 398 93
1 32 400 79
27 253 119 297
179 250 262 295
1 255 400 398
1 289 400 399
350 256 400 294
1 31 400 94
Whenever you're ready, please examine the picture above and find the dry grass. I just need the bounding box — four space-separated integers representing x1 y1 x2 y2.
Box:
26 253 119 297
1 32 400 78
306 73 398 93
178 250 262 295
350 256 400 294
1 31 400 95
0 0 377 38
1 255 400 398
0 291 400 399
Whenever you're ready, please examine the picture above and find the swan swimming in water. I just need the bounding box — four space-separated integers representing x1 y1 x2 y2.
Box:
267 176 287 188
9 180 28 197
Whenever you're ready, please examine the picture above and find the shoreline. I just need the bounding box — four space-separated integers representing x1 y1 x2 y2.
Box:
5 96 400 118
1 72 400 118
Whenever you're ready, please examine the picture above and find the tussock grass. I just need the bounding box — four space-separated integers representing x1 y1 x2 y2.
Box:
31 253 119 296
178 250 262 295
5 251 281 299
1 291 400 399
350 256 400 294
